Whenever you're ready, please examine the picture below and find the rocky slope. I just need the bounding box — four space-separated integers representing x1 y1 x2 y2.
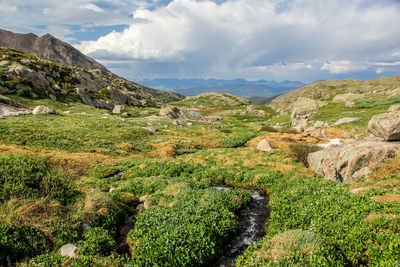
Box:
0 28 112 76
270 77 400 114
0 48 182 110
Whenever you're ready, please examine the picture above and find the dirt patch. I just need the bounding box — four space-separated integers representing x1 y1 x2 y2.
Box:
373 193 400 203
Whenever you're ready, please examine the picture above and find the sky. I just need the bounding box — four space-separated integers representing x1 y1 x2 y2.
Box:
1 0 400 83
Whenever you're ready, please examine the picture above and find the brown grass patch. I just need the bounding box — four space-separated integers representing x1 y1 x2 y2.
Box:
373 193 400 203
0 198 68 237
325 127 346 139
370 155 400 181
0 144 118 179
118 143 135 152
249 132 321 152
148 141 177 158
365 213 400 223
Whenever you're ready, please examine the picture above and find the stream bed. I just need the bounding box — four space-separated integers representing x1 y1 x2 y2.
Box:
213 186 269 267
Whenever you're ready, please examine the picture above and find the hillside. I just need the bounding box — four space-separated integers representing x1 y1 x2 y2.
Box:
0 28 112 76
269 77 400 113
173 92 250 107
137 78 305 98
0 48 182 110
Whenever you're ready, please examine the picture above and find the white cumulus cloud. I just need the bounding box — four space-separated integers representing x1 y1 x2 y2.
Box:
77 0 400 80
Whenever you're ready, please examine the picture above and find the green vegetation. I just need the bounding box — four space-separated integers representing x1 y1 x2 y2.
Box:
1 76 400 266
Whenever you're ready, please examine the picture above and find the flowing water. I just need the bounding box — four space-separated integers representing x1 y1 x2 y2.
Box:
213 186 269 267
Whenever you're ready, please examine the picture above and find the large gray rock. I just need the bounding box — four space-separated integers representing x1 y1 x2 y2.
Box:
368 111 400 141
60 244 78 258
290 97 327 128
0 103 31 116
32 105 57 115
308 141 400 184
332 93 364 103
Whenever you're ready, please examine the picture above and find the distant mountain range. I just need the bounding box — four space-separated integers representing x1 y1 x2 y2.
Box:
136 78 305 99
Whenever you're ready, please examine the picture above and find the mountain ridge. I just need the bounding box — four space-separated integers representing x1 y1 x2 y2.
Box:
136 78 305 98
0 28 112 76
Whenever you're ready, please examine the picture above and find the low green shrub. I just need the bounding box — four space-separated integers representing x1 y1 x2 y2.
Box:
78 227 116 256
0 223 48 265
222 133 257 148
0 154 73 203
288 143 321 167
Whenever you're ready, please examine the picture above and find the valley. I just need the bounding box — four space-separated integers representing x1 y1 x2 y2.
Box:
0 44 400 266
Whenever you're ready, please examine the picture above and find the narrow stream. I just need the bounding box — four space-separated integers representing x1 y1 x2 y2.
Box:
213 186 269 267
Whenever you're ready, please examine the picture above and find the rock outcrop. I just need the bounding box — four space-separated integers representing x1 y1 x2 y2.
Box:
368 111 400 141
0 28 112 76
332 93 364 103
290 97 327 128
159 106 207 121
0 48 183 110
308 141 400 184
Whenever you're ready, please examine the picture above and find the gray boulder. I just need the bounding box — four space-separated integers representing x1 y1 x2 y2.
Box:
290 97 327 128
0 104 31 116
368 111 400 141
142 126 159 132
308 141 400 184
32 105 57 115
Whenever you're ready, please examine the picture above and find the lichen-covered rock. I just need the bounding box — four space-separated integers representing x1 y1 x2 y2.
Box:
32 105 57 115
332 93 365 103
112 105 127 114
308 141 400 184
368 111 400 141
290 97 327 128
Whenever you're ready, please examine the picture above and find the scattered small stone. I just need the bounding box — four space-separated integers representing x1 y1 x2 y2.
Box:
122 112 128 116
256 138 275 152
313 121 326 128
80 112 87 115
140 110 150 116
32 105 57 115
63 110 71 114
345 101 356 108
60 244 78 258
187 122 193 126
172 120 182 126
143 126 159 132
49 94 57 101
83 223 91 232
